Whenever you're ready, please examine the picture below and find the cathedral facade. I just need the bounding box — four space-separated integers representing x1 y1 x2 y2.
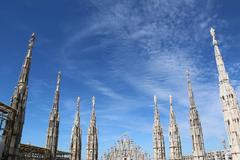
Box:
102 136 151 160
0 27 239 160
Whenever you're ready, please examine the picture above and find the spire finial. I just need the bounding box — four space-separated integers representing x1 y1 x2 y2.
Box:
26 33 36 58
210 27 215 37
186 69 191 82
154 95 158 106
170 95 173 112
77 96 80 112
210 27 218 46
56 71 61 91
170 95 173 106
28 33 36 49
92 96 95 109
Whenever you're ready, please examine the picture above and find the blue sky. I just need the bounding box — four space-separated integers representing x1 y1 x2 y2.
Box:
1 0 240 159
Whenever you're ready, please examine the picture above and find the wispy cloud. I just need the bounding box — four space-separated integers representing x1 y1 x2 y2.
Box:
54 0 232 156
86 80 124 100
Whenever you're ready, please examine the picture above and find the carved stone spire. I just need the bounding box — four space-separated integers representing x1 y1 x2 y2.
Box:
186 72 206 160
153 96 166 160
2 33 35 159
46 72 61 160
86 96 98 160
71 97 82 160
210 27 240 159
19 33 35 84
154 96 160 126
169 96 182 160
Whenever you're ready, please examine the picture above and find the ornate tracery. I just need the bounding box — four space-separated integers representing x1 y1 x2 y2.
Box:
102 135 151 160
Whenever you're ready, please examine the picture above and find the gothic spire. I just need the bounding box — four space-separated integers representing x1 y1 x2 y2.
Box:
210 27 240 159
186 72 206 160
86 96 98 160
169 96 182 160
71 96 82 160
2 33 36 159
46 72 61 160
210 27 229 83
153 96 166 160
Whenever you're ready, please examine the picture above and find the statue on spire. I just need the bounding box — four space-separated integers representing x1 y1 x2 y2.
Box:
77 96 80 112
210 27 215 38
56 71 61 91
92 96 96 109
154 95 158 106
28 33 36 49
210 27 218 46
170 95 173 109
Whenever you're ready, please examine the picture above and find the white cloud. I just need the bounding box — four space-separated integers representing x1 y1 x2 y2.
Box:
55 0 232 156
86 80 124 100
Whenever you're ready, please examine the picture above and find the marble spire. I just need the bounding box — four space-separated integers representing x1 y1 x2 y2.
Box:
187 72 205 160
3 33 35 159
86 96 98 160
210 27 240 160
46 72 61 160
153 96 166 160
18 33 35 84
71 97 82 160
169 96 182 160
